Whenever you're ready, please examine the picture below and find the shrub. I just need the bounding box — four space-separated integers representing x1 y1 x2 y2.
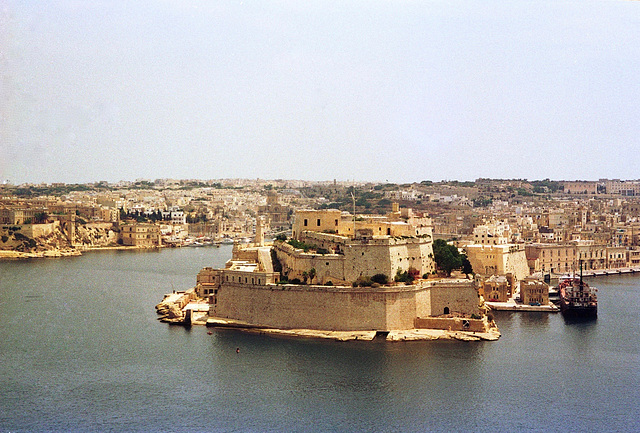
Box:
290 278 302 285
354 276 373 287
1 235 8 243
408 267 420 279
394 269 414 284
371 273 388 285
325 281 333 286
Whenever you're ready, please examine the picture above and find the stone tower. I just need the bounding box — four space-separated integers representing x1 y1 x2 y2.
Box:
254 215 265 246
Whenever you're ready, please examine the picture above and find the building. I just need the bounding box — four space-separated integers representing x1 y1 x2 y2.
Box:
463 221 530 281
287 205 435 284
120 223 160 247
563 181 598 195
195 209 489 334
525 243 577 274
480 274 513 302
257 191 291 231
604 180 640 196
519 278 549 305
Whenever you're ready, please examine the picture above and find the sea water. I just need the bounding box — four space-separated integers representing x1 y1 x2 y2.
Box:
1 246 638 432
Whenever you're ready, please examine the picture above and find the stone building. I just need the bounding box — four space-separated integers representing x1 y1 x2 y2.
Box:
519 278 549 305
288 206 435 284
463 221 529 281
480 274 513 302
196 209 486 334
257 191 291 231
120 223 160 247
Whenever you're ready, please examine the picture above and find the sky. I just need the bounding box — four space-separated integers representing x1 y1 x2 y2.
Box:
1 0 639 185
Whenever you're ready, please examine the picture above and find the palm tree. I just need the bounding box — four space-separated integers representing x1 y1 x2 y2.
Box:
308 268 317 284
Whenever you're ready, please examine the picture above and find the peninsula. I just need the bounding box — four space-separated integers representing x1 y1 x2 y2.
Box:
157 205 500 342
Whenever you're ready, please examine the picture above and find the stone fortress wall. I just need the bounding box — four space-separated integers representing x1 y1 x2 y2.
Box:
197 207 483 334
205 276 479 332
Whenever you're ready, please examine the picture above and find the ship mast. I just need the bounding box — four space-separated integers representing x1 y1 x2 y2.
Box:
579 259 584 292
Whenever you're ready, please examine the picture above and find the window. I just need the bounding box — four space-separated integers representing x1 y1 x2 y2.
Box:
317 219 321 226
304 219 308 227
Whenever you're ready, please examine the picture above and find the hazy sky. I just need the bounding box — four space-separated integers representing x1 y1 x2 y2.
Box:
2 1 639 185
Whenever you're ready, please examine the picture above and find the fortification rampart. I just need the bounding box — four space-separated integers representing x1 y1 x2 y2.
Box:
208 278 480 332
210 282 428 331
275 234 434 284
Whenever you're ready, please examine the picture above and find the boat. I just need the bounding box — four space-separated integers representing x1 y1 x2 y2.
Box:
558 263 597 318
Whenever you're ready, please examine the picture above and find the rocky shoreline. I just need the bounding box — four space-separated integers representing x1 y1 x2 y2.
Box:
208 322 501 342
0 245 161 260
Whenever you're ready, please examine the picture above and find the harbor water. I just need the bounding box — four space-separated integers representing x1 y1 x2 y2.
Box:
1 246 638 432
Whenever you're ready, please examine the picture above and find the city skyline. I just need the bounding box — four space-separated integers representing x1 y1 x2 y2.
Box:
2 1 639 185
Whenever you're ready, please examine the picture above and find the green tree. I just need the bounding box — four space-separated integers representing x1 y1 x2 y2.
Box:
33 212 48 224
308 268 316 284
462 255 473 275
432 239 464 276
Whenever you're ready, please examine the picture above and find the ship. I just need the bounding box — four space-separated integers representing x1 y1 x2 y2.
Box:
558 264 597 318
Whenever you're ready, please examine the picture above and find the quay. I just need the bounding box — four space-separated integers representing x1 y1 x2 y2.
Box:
579 267 640 277
485 295 559 313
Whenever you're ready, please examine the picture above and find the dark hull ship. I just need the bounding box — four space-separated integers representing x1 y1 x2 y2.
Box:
558 267 597 318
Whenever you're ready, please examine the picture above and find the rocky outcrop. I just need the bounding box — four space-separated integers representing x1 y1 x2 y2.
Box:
156 303 185 323
74 224 118 248
155 289 198 324
0 222 119 258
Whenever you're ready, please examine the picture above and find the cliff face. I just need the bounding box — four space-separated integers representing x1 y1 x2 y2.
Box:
0 222 118 254
74 224 119 248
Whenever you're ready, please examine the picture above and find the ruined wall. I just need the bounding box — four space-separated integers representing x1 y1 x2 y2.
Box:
275 241 348 285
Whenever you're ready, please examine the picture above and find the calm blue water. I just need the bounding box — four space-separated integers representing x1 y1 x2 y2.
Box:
1 246 638 432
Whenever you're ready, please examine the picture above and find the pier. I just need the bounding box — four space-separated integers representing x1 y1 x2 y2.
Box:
580 267 640 277
485 295 559 312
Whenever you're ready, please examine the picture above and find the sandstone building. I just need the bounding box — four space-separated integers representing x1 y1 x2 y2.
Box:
196 208 489 334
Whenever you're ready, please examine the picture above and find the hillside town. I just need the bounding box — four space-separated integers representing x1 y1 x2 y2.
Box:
3 178 640 271
3 178 640 336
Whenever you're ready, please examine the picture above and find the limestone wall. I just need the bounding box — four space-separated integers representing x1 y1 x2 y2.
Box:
20 222 59 238
210 283 430 331
276 235 434 285
429 280 480 317
414 317 486 332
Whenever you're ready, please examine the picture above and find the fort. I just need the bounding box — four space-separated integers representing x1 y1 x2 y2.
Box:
159 206 499 341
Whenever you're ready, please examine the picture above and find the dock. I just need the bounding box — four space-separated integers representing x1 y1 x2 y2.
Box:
485 296 559 312
580 267 640 277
